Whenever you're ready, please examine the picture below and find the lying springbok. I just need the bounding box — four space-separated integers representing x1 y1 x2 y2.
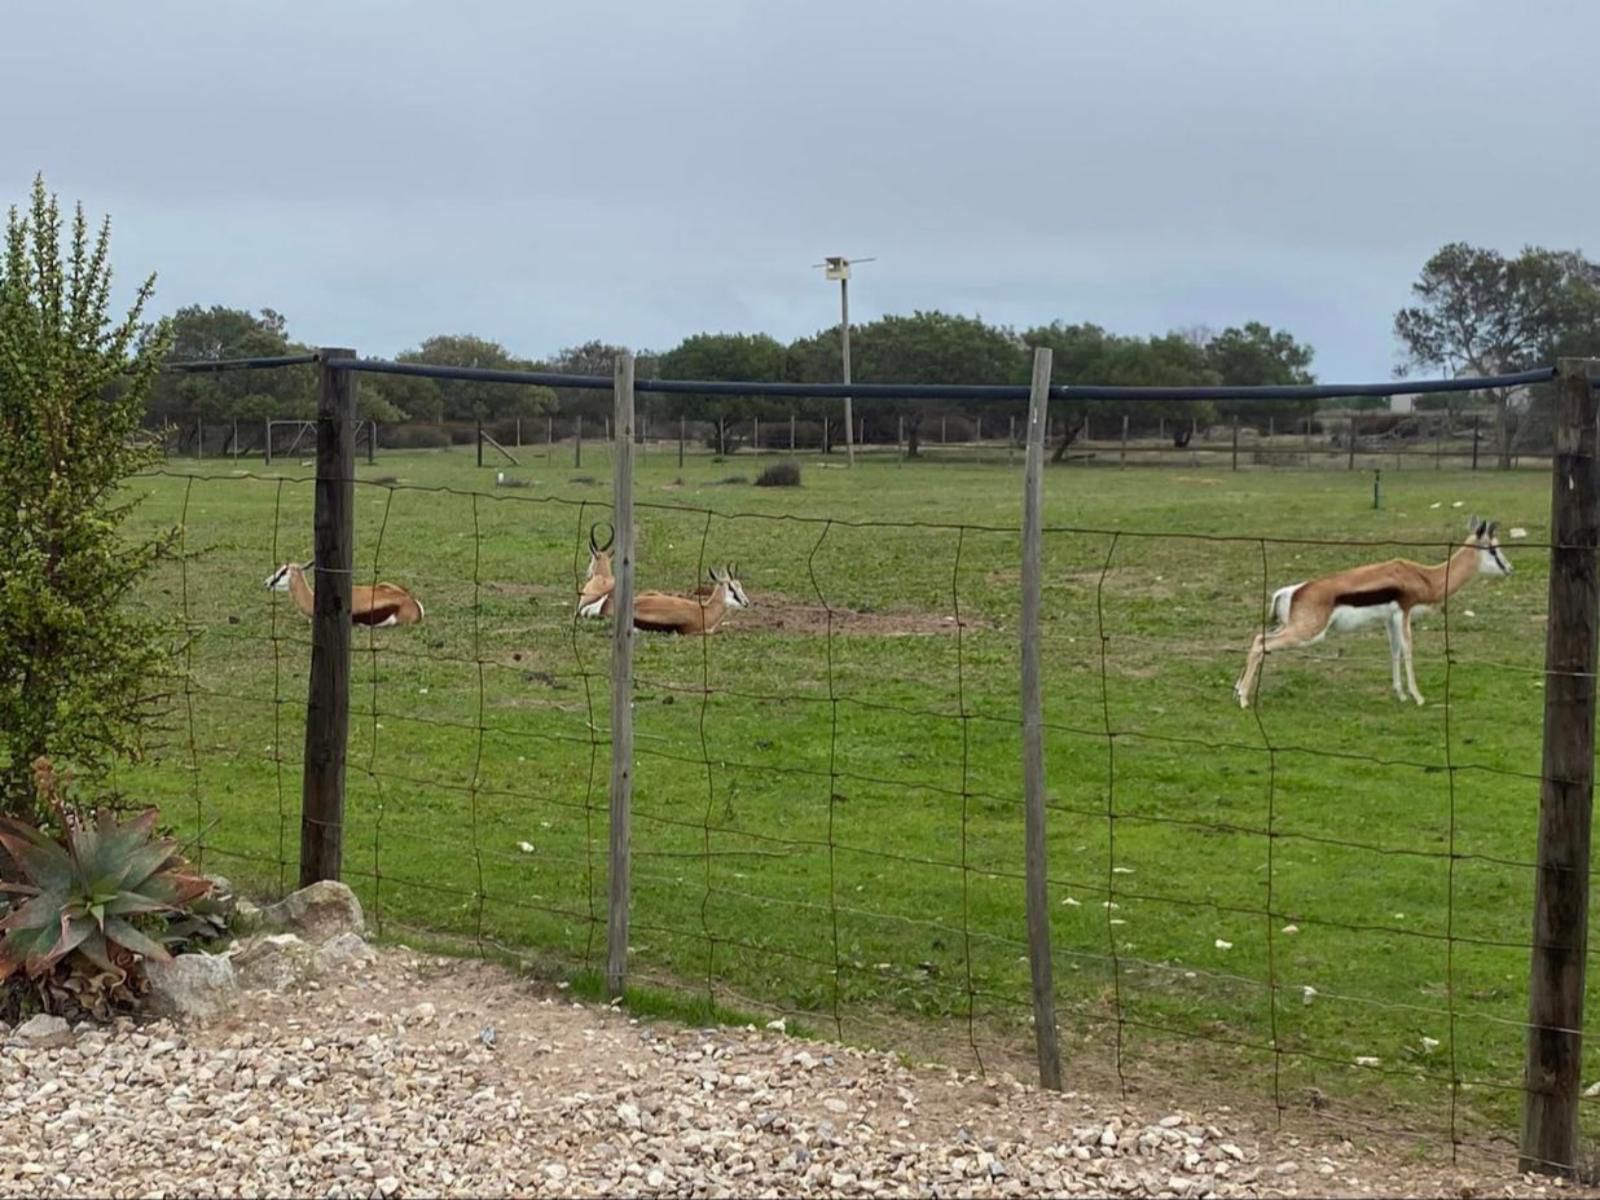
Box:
633 565 750 635
266 561 426 627
1233 516 1511 708
577 523 615 618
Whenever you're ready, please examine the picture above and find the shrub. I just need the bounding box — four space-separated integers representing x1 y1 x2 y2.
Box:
379 423 452 450
0 175 177 818
0 758 213 1021
754 460 802 488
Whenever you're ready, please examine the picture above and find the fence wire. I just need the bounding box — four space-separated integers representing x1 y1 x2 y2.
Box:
123 356 1600 1178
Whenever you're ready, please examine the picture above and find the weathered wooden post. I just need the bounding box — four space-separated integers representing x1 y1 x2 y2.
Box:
1020 346 1064 1092
1520 360 1600 1177
606 353 638 998
300 348 357 887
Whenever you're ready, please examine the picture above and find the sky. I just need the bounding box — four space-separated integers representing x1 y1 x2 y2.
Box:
5 0 1598 382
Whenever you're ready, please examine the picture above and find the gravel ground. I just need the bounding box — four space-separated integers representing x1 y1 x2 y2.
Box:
0 948 1593 1198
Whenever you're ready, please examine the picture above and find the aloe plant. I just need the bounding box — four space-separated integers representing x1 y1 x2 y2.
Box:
0 763 211 1018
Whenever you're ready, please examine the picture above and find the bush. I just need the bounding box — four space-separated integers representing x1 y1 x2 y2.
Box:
0 176 176 818
754 460 803 488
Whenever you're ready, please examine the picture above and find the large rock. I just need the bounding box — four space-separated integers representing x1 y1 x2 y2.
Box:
259 880 364 944
145 953 239 1022
234 932 318 991
314 931 376 974
13 1013 72 1048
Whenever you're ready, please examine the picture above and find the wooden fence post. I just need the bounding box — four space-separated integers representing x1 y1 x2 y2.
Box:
1348 416 1357 471
1121 414 1129 467
1521 359 1600 1176
300 348 357 888
195 416 203 460
1473 414 1481 471
576 414 583 469
1231 414 1239 471
476 418 484 468
369 421 378 465
790 410 796 453
1009 415 1016 465
515 417 521 450
607 353 637 998
264 418 272 466
679 415 686 468
546 415 554 464
1021 346 1064 1092
754 416 761 455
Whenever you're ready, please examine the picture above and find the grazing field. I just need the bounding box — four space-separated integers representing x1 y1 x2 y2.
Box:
119 444 1580 1139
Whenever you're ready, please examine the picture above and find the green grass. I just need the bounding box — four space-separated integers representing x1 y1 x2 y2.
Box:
115 443 1584 1140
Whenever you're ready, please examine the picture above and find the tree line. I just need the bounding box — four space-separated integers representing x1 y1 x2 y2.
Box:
148 241 1600 462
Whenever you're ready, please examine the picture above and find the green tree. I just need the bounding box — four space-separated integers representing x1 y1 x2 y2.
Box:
149 304 319 424
543 340 658 424
1394 243 1600 467
1204 322 1317 427
377 334 555 424
0 176 176 817
657 332 791 451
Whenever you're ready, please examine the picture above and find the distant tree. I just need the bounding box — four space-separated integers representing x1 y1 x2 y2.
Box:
378 334 555 424
149 305 318 423
0 176 176 818
787 311 1027 456
542 340 658 424
656 332 789 451
1205 322 1317 426
1022 322 1220 459
1394 243 1600 467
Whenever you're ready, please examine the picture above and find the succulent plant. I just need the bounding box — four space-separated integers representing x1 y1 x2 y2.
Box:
0 759 212 1020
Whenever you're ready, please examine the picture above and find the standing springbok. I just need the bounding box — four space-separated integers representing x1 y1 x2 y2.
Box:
632 565 750 635
266 561 426 627
577 523 615 618
1233 516 1511 708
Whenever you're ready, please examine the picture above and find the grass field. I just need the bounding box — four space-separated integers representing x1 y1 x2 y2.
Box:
115 442 1589 1142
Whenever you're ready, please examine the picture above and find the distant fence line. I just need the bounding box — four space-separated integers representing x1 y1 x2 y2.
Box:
153 346 1600 1178
155 407 1555 473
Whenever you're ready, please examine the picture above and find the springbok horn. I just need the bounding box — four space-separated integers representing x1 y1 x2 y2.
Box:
590 522 614 554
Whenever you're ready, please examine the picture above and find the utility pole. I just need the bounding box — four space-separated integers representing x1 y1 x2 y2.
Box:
817 255 874 469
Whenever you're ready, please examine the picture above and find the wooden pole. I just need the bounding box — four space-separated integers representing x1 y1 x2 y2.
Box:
1473 414 1481 471
718 415 726 458
841 276 855 468
515 417 521 449
1303 416 1311 461
606 353 637 998
679 415 686 468
195 416 203 460
1520 359 1600 1177
369 421 378 465
941 415 947 445
1121 414 1129 467
754 416 761 455
1009 414 1016 465
264 419 272 466
1436 422 1443 469
1020 346 1064 1092
1229 414 1238 471
546 415 553 464
231 419 239 462
575 414 583 469
790 410 796 453
300 348 357 888
897 414 904 455
976 415 983 444
1348 416 1357 471
476 418 484 468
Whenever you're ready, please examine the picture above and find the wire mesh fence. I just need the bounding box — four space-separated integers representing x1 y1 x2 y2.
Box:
116 350 1600 1177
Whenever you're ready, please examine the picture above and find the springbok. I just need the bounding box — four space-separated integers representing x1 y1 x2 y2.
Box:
577 523 615 618
266 561 425 627
1232 516 1511 708
632 565 750 635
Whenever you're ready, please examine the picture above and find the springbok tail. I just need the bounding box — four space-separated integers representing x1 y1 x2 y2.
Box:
1268 582 1303 630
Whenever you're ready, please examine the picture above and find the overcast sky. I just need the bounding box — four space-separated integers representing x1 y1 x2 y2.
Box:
5 0 1597 381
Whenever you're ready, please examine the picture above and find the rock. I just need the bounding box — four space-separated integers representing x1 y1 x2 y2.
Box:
13 1014 72 1048
144 952 240 1021
234 933 319 991
258 880 364 944
314 931 376 974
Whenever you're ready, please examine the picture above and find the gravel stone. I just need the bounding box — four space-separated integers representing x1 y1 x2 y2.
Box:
0 947 1573 1198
